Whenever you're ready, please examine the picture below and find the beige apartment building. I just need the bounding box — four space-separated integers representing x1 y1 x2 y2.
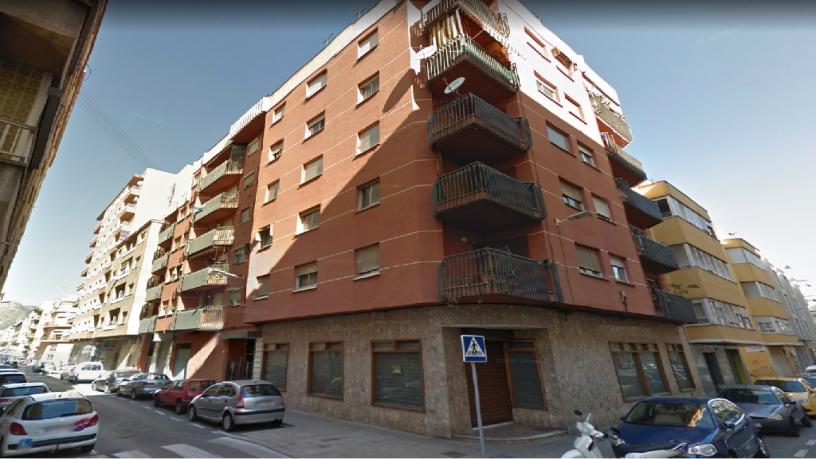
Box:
33 295 78 365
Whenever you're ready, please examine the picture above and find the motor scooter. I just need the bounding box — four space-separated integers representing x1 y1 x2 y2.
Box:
560 411 687 458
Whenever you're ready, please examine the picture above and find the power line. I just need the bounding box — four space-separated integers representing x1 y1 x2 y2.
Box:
78 93 158 169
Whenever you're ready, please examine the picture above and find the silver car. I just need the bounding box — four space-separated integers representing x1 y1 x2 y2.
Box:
0 383 49 413
117 372 170 399
187 380 284 431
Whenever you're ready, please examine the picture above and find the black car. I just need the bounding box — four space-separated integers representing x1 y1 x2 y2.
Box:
720 384 810 435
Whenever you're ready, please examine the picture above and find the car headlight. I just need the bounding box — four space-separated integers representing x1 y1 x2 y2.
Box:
686 443 718 457
767 413 783 421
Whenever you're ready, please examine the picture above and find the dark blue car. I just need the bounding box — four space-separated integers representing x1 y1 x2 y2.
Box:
614 397 768 458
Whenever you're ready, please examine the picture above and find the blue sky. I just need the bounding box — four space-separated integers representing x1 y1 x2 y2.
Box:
5 1 815 306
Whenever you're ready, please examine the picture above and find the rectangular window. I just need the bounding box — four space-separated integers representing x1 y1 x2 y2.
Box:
309 342 343 399
268 141 283 162
306 71 327 97
297 206 320 233
234 245 248 264
258 225 272 249
305 113 325 139
565 94 584 121
263 343 288 391
358 179 380 210
578 144 596 167
355 244 380 277
507 341 546 409
372 340 423 410
247 137 260 155
357 123 380 154
243 171 255 189
358 30 378 58
560 180 584 210
302 156 323 183
610 342 669 401
667 344 695 391
295 262 318 290
227 288 242 306
535 75 558 102
255 275 269 298
272 104 285 124
264 180 279 203
547 125 570 151
240 207 250 224
358 73 379 103
610 255 629 283
592 196 611 221
576 244 602 278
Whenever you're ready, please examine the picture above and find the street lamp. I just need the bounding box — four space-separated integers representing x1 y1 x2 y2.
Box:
555 210 594 225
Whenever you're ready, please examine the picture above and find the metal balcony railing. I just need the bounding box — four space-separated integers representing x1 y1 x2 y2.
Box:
615 178 662 224
158 223 176 244
434 162 545 222
145 284 162 302
429 93 531 153
138 316 156 334
425 35 519 92
151 253 169 274
118 203 136 219
172 305 225 332
198 159 243 192
421 0 509 40
0 119 35 165
602 132 646 182
632 229 679 272
193 191 239 223
439 248 561 304
180 263 230 292
650 286 696 324
590 94 633 143
186 227 235 257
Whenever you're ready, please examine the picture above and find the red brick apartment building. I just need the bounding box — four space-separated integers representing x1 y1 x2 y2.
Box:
136 0 701 436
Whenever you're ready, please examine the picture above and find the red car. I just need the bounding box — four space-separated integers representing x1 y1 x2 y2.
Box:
153 379 216 414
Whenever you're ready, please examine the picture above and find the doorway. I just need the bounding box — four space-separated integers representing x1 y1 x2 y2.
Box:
172 344 191 379
703 352 724 391
465 341 513 427
726 349 750 384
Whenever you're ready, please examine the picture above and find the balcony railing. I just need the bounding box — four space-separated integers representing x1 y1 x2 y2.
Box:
180 263 230 292
151 253 169 274
171 305 224 332
632 229 679 273
421 0 509 41
138 316 156 334
439 248 561 304
429 93 531 163
434 162 545 229
602 132 646 184
616 178 662 227
145 284 162 302
198 160 243 193
590 94 633 144
186 227 235 258
0 118 35 165
117 203 136 220
158 223 176 245
193 191 239 223
650 286 696 324
426 35 519 94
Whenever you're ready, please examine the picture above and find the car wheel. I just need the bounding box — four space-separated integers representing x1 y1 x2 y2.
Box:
187 406 197 422
153 396 160 407
130 390 137 400
789 417 801 437
755 435 769 458
270 419 283 428
802 415 812 427
175 400 185 415
79 444 95 453
222 413 235 432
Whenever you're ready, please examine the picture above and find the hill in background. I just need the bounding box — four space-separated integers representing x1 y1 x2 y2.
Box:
0 301 37 331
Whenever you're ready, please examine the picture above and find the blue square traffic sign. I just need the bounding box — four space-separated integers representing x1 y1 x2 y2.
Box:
461 335 487 363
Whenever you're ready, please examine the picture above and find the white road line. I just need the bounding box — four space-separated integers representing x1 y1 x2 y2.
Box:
112 450 151 458
153 409 167 416
209 436 290 458
794 449 808 458
192 423 207 429
169 416 181 421
808 439 816 446
162 443 218 458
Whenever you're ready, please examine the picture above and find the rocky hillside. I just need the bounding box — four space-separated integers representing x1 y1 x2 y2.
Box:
0 301 37 332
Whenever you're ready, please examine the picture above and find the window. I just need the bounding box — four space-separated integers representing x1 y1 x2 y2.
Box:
547 125 570 151
507 341 546 408
355 244 380 277
671 244 734 281
560 180 584 210
305 113 325 139
691 298 753 329
667 343 695 391
268 141 283 162
610 342 669 401
264 180 279 203
227 288 242 306
302 156 323 183
234 244 249 264
258 225 272 249
726 247 764 269
243 171 255 189
358 73 379 103
656 195 716 237
610 255 629 283
358 30 378 58
263 343 288 391
741 281 779 301
357 123 380 154
535 75 558 102
592 196 611 221
240 207 251 224
295 262 318 290
372 340 423 410
565 94 584 121
578 144 596 167
297 206 320 233
309 342 343 399
306 71 327 97
358 179 380 210
576 244 602 278
272 104 285 124
255 275 269 299
247 137 260 155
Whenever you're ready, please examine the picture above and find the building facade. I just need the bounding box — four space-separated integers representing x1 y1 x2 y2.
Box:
33 296 78 365
768 264 816 367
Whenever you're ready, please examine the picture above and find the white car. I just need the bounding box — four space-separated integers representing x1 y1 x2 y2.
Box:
0 392 97 456
805 365 816 375
0 383 49 414
69 362 105 383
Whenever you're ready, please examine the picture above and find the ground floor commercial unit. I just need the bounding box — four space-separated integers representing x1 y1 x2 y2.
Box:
68 336 141 370
246 304 702 437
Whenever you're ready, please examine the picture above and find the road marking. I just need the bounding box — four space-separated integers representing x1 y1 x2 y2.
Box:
169 416 181 421
209 436 290 458
808 439 816 446
162 443 218 458
113 450 151 458
192 423 207 429
794 449 808 458
153 409 167 416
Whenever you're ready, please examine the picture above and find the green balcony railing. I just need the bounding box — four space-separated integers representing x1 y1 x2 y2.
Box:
426 35 519 93
171 305 225 332
179 263 230 292
145 284 162 302
151 253 169 274
198 159 243 192
186 227 235 257
421 0 509 41
193 191 239 223
158 223 176 244
590 94 633 143
138 316 156 334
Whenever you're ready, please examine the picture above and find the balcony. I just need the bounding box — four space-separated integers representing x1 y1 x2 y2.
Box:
0 118 35 165
151 252 169 274
421 0 509 43
193 191 239 225
590 94 633 145
171 305 224 332
89 236 97 248
138 316 156 334
114 222 132 240
426 35 519 103
145 284 162 302
439 248 561 304
93 222 101 234
117 203 136 221
429 93 531 164
84 250 93 264
124 185 141 204
650 287 696 324
179 263 230 292
198 159 243 194
158 223 176 248
632 229 679 274
80 267 88 278
94 323 126 338
186 227 235 259
434 162 545 230
602 132 646 187
616 179 662 228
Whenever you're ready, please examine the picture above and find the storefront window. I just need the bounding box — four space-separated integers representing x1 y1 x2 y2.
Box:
309 342 343 399
507 341 546 409
372 340 424 410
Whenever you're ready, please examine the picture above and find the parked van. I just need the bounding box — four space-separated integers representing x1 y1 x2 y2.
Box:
69 362 105 383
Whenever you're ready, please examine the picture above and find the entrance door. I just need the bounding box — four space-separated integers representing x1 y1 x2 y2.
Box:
704 352 724 391
173 345 191 380
466 341 513 427
155 341 171 376
726 349 750 384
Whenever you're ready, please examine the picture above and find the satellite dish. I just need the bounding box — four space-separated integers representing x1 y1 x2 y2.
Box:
416 44 438 59
444 77 466 95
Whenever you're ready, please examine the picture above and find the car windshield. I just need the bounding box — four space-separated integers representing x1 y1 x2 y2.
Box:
0 374 25 384
625 401 714 428
720 389 778 405
241 384 281 397
760 380 806 392
115 371 139 378
189 380 215 392
23 399 93 420
2 386 47 397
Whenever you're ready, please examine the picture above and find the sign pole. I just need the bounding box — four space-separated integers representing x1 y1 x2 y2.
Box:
470 362 486 458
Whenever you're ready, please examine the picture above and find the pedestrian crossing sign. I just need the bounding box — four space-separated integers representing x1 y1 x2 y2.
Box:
461 335 487 363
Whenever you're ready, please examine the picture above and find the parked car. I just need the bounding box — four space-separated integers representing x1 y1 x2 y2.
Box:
153 379 215 414
0 392 98 456
720 384 810 435
187 380 285 431
613 396 767 458
59 365 75 381
118 373 170 400
0 383 49 414
69 362 106 383
804 365 816 375
0 372 26 386
94 369 139 393
41 362 59 377
755 376 816 416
